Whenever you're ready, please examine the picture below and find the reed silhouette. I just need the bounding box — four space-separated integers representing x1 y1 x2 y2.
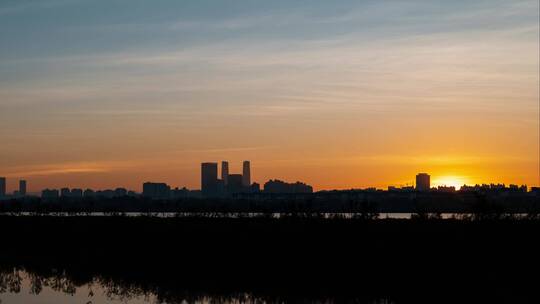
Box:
1 190 538 215
1 215 539 303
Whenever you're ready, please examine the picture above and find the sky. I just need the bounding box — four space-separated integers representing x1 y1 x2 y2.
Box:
0 0 538 192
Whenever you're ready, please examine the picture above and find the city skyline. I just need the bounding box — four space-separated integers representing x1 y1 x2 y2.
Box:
0 0 539 192
0 165 537 195
1 162 537 193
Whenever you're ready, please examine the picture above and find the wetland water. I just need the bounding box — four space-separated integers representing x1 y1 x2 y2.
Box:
1 216 538 303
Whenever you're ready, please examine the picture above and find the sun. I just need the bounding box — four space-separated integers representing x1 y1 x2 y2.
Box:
431 176 469 190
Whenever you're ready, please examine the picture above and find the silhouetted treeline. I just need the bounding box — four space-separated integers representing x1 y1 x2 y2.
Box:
1 190 538 214
1 216 539 303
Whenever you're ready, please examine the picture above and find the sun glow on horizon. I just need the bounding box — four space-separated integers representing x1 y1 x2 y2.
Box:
431 176 471 190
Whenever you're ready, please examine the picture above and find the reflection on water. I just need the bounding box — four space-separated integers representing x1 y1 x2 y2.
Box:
0 269 393 304
3 216 538 303
0 270 155 304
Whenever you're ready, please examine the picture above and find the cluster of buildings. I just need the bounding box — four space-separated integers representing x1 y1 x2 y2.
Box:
41 187 139 200
385 173 534 193
142 161 314 199
385 173 433 192
0 177 27 198
460 184 530 193
201 161 260 197
263 179 313 193
141 161 258 199
2 169 537 201
0 161 315 201
142 183 197 199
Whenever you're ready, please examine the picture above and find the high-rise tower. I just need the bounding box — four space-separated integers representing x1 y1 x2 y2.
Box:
0 177 5 197
19 180 27 196
221 161 229 185
201 162 219 196
242 161 251 187
416 173 431 191
227 174 243 193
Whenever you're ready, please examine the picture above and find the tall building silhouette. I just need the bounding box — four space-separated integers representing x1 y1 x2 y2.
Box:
0 177 5 197
19 180 26 196
242 161 251 187
416 173 431 191
221 161 229 185
227 174 244 193
201 162 218 196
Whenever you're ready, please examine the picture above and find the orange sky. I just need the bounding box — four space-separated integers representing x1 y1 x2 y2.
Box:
0 1 539 193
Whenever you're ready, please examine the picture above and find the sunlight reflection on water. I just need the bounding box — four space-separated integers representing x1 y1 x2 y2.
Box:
0 271 155 304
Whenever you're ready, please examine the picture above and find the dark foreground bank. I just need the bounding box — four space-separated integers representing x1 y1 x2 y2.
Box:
1 216 539 303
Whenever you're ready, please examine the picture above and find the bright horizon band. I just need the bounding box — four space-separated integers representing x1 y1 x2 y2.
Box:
0 167 537 198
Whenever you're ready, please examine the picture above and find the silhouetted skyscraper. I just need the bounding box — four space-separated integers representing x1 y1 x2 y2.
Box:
201 162 218 196
0 177 5 197
221 161 229 185
416 173 431 191
242 161 251 187
19 180 26 196
227 174 244 193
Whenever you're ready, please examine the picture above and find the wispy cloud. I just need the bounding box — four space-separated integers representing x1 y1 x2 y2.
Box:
258 154 535 168
5 162 111 177
178 146 272 154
